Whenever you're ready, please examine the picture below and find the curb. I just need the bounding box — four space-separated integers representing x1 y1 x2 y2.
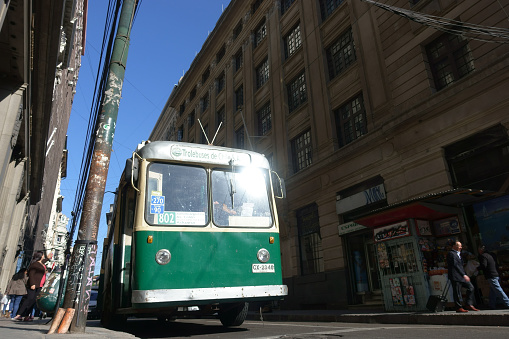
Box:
247 310 509 326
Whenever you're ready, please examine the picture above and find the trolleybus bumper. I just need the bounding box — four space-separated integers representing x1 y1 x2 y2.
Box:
132 285 288 304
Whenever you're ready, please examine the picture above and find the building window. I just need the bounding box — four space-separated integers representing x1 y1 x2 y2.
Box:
335 94 366 147
216 106 225 129
291 130 312 172
326 27 356 80
287 71 307 113
255 57 269 89
426 33 475 91
233 20 243 40
202 67 210 84
216 44 226 63
236 127 245 149
254 18 267 48
284 23 302 59
57 235 62 243
216 72 225 94
190 86 196 100
252 0 264 13
281 0 296 15
188 110 195 128
235 85 244 111
234 49 243 73
296 204 324 275
201 94 209 113
445 125 509 191
319 0 344 21
257 102 272 136
179 102 186 116
201 124 209 144
177 125 184 142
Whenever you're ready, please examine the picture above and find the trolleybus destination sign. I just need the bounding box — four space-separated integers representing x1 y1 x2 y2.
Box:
170 145 251 166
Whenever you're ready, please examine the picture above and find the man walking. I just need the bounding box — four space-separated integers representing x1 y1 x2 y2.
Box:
478 244 509 309
447 241 479 312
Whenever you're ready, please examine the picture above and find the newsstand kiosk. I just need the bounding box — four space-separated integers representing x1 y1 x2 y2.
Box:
372 216 465 311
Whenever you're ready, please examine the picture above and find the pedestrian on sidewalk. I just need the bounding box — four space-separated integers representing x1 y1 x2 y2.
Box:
477 244 509 309
0 293 8 316
12 251 52 321
447 240 479 313
5 269 28 318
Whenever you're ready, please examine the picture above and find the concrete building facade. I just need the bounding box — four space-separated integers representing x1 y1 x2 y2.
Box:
150 0 509 310
0 0 86 290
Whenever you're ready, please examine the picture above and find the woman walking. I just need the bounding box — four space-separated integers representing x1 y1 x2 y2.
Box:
5 269 28 318
13 251 52 321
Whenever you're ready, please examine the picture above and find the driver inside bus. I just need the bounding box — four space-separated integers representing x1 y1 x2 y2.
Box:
213 201 237 226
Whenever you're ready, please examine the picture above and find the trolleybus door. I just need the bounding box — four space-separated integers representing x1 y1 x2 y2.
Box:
118 184 136 308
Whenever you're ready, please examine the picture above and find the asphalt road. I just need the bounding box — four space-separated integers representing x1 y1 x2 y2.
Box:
86 318 509 339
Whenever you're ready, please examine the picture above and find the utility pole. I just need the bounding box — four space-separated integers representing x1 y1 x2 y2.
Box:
48 0 138 334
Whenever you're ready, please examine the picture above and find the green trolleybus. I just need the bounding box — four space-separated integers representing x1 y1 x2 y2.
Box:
99 141 287 328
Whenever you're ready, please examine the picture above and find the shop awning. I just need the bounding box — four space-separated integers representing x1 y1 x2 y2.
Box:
354 188 502 228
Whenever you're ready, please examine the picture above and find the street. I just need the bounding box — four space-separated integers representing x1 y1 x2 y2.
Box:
86 318 509 339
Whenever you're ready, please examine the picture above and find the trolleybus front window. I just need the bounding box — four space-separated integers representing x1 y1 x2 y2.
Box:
212 167 273 227
146 163 208 226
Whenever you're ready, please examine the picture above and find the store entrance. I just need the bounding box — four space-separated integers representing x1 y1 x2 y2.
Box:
347 232 382 307
366 239 381 292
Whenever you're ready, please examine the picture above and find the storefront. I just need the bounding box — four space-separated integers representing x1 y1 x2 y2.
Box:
354 189 504 311
471 195 509 298
336 178 388 307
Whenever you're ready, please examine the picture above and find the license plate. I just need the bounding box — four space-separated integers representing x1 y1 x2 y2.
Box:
252 263 275 273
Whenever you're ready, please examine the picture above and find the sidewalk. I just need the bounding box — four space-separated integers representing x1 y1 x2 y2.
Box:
0 317 136 339
247 307 509 326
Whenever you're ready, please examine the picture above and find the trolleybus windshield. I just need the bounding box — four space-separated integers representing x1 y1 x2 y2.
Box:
146 163 208 226
145 162 273 228
211 167 273 227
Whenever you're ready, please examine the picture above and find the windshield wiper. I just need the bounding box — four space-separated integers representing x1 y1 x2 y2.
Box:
229 159 236 208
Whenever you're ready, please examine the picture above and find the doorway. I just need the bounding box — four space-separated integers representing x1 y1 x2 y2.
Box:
346 232 382 306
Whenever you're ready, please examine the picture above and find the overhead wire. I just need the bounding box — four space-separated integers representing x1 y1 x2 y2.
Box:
362 0 509 43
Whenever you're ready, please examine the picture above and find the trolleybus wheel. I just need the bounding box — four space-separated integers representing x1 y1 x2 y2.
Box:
219 302 249 327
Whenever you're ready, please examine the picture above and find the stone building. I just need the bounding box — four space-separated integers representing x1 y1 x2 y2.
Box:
0 0 86 289
150 0 509 310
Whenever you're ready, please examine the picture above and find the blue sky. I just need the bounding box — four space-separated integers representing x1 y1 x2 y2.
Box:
61 0 231 273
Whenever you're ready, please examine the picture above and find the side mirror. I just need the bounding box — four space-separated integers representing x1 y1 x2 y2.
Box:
125 155 140 191
271 171 286 199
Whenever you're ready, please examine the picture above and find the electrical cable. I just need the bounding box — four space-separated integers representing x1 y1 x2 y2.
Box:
362 0 509 43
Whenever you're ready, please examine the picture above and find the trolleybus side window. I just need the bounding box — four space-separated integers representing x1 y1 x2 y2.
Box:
211 167 273 227
145 163 208 226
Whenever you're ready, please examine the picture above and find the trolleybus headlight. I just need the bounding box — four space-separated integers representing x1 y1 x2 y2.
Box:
257 248 270 263
155 249 171 265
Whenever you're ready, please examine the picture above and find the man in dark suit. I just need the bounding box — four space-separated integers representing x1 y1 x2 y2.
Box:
447 241 479 313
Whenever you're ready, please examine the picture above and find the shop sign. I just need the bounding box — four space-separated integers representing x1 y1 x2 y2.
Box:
374 221 410 242
416 220 432 236
432 217 461 237
473 195 509 251
336 184 386 214
337 221 366 236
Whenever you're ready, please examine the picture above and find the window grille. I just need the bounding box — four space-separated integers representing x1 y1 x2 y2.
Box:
291 130 312 172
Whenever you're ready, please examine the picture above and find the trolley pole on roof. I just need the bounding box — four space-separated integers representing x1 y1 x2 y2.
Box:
48 0 138 334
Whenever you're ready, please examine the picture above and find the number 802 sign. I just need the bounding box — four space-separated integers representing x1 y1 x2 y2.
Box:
158 212 176 224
